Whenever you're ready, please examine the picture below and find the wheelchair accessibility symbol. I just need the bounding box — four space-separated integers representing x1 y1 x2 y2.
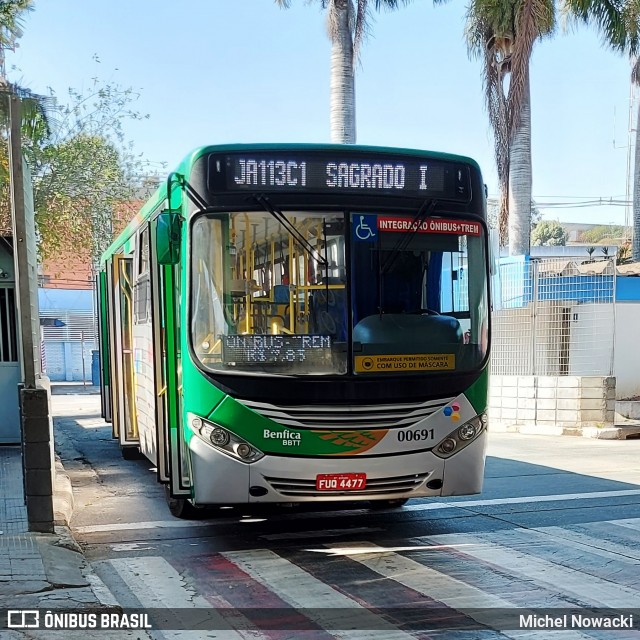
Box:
353 215 377 242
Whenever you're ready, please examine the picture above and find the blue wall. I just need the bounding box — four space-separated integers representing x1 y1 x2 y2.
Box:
616 277 640 301
537 276 615 304
497 257 638 306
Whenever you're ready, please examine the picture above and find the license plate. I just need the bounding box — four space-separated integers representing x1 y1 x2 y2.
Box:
316 473 366 491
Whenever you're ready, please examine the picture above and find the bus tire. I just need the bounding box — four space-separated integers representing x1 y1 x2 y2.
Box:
165 486 199 519
121 446 142 460
368 498 409 510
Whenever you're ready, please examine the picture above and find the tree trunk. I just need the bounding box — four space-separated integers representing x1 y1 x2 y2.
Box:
498 178 509 247
508 75 532 256
330 2 356 144
633 98 640 261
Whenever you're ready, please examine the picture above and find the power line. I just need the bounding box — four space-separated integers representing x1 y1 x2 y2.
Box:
538 200 631 208
487 196 632 208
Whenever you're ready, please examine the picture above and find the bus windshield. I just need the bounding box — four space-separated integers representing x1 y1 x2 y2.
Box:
190 211 488 376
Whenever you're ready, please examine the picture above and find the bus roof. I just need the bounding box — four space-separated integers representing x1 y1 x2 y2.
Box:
100 143 483 265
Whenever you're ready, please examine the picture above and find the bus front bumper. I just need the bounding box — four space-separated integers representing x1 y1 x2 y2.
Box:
189 432 486 505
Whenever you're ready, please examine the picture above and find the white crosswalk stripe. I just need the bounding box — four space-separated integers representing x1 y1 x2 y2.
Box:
423 530 640 608
330 541 592 640
522 522 640 562
604 517 640 533
221 548 416 640
107 556 268 640
92 518 640 638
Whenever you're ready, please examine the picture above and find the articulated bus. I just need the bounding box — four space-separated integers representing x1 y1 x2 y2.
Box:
97 144 490 518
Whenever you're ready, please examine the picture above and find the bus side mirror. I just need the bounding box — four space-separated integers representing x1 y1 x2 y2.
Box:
156 211 182 265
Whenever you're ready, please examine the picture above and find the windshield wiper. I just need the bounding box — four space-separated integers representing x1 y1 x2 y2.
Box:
381 198 439 275
254 194 328 268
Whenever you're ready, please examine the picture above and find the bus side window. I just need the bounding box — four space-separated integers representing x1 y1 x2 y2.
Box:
134 226 151 324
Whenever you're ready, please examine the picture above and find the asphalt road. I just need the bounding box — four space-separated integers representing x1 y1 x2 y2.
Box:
53 392 640 639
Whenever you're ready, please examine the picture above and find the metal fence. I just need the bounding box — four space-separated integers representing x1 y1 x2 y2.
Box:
40 309 97 381
490 257 615 376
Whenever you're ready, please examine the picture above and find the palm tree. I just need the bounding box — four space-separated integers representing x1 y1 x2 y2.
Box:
0 0 33 83
276 0 410 143
633 57 640 260
466 0 554 255
0 0 52 142
468 0 640 257
564 1 640 257
0 0 54 233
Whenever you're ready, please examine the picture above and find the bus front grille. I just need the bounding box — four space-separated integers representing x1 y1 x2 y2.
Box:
240 397 454 430
263 472 429 497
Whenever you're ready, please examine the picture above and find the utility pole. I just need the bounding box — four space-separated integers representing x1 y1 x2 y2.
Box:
8 94 55 533
9 96 37 388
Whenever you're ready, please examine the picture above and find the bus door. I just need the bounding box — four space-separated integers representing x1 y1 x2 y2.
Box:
112 253 140 448
105 258 120 437
96 272 112 423
150 216 191 496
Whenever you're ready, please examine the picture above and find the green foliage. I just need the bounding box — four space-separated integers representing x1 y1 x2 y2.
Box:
531 220 567 246
617 241 632 264
0 0 33 52
565 0 640 57
0 1 54 166
578 225 626 244
0 74 159 261
0 3 155 262
31 77 154 261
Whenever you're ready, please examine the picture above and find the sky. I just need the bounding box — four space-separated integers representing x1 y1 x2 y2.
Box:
7 0 637 227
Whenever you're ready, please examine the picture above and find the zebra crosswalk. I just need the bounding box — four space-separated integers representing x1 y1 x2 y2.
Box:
89 516 640 639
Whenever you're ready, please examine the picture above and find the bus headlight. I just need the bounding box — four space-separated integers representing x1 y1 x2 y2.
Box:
434 413 486 459
440 438 457 454
210 427 230 447
235 443 252 459
458 423 477 440
187 413 264 463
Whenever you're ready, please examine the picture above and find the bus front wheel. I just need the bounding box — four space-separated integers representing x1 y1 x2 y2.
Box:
165 486 199 519
368 498 409 510
121 446 142 460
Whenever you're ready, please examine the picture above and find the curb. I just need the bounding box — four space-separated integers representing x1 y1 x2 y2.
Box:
53 454 74 527
51 455 122 610
578 425 640 440
492 423 640 440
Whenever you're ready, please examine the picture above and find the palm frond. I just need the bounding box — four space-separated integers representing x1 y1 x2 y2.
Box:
0 83 56 140
0 0 33 48
563 0 639 55
353 0 369 61
465 2 513 242
508 0 554 135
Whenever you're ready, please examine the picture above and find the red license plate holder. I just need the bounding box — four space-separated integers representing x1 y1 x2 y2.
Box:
316 473 367 491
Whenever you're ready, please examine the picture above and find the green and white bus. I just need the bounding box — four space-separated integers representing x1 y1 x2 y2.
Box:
98 144 490 518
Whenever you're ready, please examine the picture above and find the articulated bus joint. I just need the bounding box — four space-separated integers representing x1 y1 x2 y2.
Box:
432 413 487 459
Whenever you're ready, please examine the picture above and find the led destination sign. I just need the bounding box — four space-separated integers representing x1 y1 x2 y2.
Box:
377 216 482 236
212 153 471 201
222 334 332 366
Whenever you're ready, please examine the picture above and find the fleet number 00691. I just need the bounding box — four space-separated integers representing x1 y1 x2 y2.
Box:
397 428 435 442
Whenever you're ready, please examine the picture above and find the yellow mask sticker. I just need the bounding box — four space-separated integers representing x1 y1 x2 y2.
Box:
355 353 455 373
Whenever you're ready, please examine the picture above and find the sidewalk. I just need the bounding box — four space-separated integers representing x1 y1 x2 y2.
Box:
0 385 148 639
49 382 101 396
